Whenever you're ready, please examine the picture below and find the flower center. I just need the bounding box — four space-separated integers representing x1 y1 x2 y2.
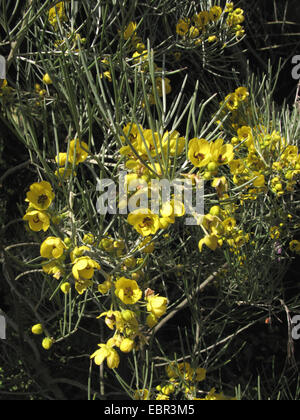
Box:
194 152 205 161
33 215 40 223
124 287 133 297
38 194 48 206
218 153 225 163
140 217 152 228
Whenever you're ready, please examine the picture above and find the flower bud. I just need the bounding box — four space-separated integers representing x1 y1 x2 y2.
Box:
209 205 220 216
43 73 52 85
121 310 136 322
42 337 54 350
120 338 135 353
60 282 71 294
146 313 158 328
31 324 43 335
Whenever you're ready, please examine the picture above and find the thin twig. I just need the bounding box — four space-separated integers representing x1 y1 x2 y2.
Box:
152 263 228 335
0 160 31 187
154 321 257 367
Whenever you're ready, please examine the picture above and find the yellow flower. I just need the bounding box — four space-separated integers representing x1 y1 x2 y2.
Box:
127 208 160 237
55 166 74 180
166 362 193 381
40 236 66 259
132 35 146 52
252 172 265 188
70 246 89 262
202 214 223 235
236 28 245 38
123 21 137 40
48 1 67 28
210 138 234 165
98 310 124 331
160 199 185 227
193 11 210 29
132 49 148 66
289 240 300 254
115 277 142 305
209 6 222 21
90 343 120 369
188 138 211 167
225 93 239 111
42 260 64 279
55 152 68 167
235 86 249 102
224 2 234 13
281 146 299 163
199 234 220 252
161 130 185 157
146 294 168 319
31 324 43 335
23 209 50 232
232 8 245 24
176 18 190 36
237 125 253 147
100 70 112 82
72 256 100 281
99 236 114 252
68 139 89 164
25 181 55 211
222 217 236 233
98 279 112 294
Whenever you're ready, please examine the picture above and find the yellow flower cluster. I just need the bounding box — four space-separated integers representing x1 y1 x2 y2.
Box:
225 4 245 38
188 137 234 180
23 181 54 232
40 240 101 294
91 286 168 369
123 21 145 53
230 123 300 200
119 122 186 236
152 361 234 400
23 181 101 295
217 86 250 127
55 138 89 179
198 206 249 259
176 3 245 45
